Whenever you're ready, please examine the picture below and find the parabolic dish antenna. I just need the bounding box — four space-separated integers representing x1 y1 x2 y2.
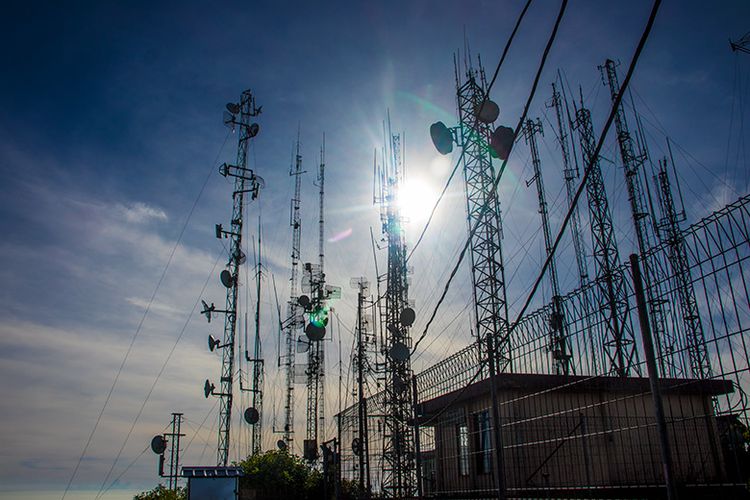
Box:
389 341 410 362
474 99 500 124
430 121 454 155
305 322 326 341
220 270 234 288
208 334 221 352
248 123 260 138
298 295 311 308
277 440 288 450
151 435 167 454
352 437 362 455
226 102 240 114
244 407 260 425
490 126 514 160
400 307 416 327
204 379 214 399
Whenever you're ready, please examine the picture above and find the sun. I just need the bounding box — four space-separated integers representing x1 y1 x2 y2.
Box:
397 177 439 223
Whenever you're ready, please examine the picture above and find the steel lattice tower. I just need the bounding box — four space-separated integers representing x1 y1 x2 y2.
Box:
214 90 263 465
284 138 304 448
654 156 712 379
573 99 636 377
522 118 571 375
305 143 326 455
376 124 416 498
602 59 678 377
351 277 373 499
548 84 590 288
455 62 510 371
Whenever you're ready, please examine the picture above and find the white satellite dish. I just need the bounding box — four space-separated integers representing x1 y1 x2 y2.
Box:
244 407 260 425
400 307 416 327
490 125 514 160
389 342 410 362
430 121 454 155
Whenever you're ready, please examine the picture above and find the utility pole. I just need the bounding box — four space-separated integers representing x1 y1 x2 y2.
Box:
572 92 635 377
375 115 417 498
522 118 571 375
204 91 263 465
602 59 676 377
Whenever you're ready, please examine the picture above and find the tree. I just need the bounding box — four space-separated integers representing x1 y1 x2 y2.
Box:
133 484 186 500
237 450 323 500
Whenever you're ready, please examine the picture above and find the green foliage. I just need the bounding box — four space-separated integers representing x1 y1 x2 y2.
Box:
133 484 186 500
237 450 322 500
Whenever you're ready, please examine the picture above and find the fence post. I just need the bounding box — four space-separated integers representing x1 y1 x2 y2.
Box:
629 253 678 500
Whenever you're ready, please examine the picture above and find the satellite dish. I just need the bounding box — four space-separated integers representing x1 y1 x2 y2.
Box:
248 123 260 138
234 249 246 265
400 307 416 327
208 334 221 352
490 126 514 161
244 407 260 425
220 270 234 288
204 379 215 399
298 295 311 308
352 437 362 456
389 342 410 362
219 164 230 177
277 440 288 451
151 435 167 454
201 300 214 323
474 99 500 124
226 103 240 114
430 122 454 155
305 322 326 341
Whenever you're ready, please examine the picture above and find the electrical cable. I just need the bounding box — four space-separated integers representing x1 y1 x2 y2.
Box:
413 0 569 356
61 130 231 500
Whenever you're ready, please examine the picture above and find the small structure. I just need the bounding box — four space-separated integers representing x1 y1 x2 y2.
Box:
417 372 734 498
182 466 243 500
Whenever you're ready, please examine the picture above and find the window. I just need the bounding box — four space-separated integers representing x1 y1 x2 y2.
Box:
474 410 492 474
457 424 469 476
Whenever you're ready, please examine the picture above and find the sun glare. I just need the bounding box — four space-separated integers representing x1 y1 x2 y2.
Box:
397 177 438 223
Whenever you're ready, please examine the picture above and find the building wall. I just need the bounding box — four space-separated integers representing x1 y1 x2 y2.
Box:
427 386 724 494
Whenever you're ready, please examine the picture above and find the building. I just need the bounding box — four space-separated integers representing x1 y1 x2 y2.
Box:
417 372 737 498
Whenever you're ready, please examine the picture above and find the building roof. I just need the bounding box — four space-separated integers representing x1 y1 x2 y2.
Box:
417 372 734 420
181 465 243 478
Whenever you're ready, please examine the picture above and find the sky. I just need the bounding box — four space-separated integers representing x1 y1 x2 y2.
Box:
0 0 748 498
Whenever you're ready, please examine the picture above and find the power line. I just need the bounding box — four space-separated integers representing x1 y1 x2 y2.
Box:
61 131 231 500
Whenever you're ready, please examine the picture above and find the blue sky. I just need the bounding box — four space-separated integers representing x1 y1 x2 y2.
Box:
0 0 748 498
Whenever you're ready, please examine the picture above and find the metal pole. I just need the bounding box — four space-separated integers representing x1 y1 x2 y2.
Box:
629 253 677 500
412 375 423 500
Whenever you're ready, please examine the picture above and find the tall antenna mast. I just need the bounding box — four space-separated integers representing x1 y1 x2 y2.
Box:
303 138 329 461
350 277 373 499
548 82 590 288
654 148 712 379
283 135 305 450
375 114 418 498
203 90 263 466
572 92 635 376
602 59 677 376
248 217 264 455
522 118 571 375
